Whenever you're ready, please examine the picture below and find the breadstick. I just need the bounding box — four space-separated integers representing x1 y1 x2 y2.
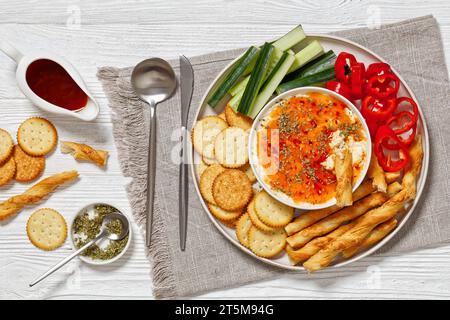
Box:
0 171 79 221
335 148 353 207
384 171 401 183
286 182 401 249
303 138 423 272
285 173 400 236
286 222 356 265
368 152 387 193
342 218 398 258
61 141 108 167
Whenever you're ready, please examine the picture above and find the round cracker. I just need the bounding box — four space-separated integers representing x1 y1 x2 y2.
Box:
202 148 218 165
199 164 225 204
254 191 294 228
240 163 256 183
212 169 252 211
17 117 58 156
13 145 45 182
207 203 242 222
0 156 16 187
214 127 249 168
192 116 228 158
248 226 286 258
225 105 253 130
247 199 278 232
0 129 13 165
236 212 253 248
26 208 67 251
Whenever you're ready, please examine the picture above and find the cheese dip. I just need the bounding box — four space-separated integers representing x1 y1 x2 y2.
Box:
256 92 367 205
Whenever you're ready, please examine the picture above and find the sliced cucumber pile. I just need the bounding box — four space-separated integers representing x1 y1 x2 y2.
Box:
209 25 335 119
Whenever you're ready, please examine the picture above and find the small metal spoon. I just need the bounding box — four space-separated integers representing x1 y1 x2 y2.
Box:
29 213 129 287
130 58 177 247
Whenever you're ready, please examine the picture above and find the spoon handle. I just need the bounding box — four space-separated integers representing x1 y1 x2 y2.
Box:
29 235 100 287
146 101 157 247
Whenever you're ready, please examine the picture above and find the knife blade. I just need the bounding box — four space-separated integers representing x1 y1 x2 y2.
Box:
179 55 194 251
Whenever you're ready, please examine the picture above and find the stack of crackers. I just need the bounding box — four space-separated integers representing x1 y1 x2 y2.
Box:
0 117 57 186
193 106 294 259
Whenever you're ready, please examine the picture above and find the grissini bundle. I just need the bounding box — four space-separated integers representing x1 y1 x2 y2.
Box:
303 138 423 272
335 148 353 207
342 218 398 258
286 222 356 265
286 182 402 249
0 170 79 221
284 172 401 236
368 152 387 192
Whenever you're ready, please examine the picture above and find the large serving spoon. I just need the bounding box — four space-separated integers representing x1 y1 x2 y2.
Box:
130 58 177 247
29 213 129 287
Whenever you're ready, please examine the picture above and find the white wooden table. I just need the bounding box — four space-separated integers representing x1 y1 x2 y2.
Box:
1 0 450 300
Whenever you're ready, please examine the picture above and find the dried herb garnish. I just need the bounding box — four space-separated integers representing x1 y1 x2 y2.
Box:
73 204 129 260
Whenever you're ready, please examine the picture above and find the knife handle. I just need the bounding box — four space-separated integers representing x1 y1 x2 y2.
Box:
146 101 157 247
179 126 189 251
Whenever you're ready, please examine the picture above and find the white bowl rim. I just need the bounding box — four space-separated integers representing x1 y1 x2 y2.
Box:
248 86 372 210
69 202 132 266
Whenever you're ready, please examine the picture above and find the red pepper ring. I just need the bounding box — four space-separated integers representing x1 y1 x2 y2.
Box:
375 125 410 172
366 62 391 79
382 124 417 150
350 62 365 100
386 111 417 134
366 73 400 99
325 80 353 101
396 97 419 124
361 95 398 121
335 52 357 84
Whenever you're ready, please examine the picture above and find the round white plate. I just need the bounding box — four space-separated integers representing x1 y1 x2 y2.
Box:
189 34 430 271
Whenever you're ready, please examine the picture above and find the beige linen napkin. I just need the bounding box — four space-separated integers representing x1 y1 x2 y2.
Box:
98 15 450 298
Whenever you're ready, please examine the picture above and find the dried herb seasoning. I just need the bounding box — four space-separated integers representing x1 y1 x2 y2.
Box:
73 204 128 260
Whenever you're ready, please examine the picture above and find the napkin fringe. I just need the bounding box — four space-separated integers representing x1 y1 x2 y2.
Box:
97 67 177 299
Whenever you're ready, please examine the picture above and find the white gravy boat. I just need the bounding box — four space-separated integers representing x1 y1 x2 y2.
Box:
0 41 99 121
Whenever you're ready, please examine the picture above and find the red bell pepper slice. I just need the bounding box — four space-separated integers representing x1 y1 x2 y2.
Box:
325 80 352 101
361 95 397 121
366 62 391 79
386 110 417 134
366 73 400 99
335 52 357 84
374 125 410 172
350 62 365 99
396 97 419 124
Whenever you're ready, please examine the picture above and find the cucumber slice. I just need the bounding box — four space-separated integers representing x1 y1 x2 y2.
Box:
288 40 324 73
283 50 336 83
207 46 259 108
276 68 335 94
272 25 306 51
229 75 249 96
229 47 284 97
249 52 295 119
228 87 245 111
237 43 274 115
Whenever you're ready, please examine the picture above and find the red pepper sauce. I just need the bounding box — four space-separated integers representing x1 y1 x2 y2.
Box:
26 59 88 111
257 92 365 204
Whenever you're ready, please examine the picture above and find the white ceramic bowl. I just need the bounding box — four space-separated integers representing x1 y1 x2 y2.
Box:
248 86 372 210
70 202 132 265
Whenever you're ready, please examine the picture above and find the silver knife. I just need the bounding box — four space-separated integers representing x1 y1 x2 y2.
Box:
179 55 194 251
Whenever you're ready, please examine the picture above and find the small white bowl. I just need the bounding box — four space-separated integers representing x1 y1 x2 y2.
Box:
70 202 132 265
248 87 372 210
